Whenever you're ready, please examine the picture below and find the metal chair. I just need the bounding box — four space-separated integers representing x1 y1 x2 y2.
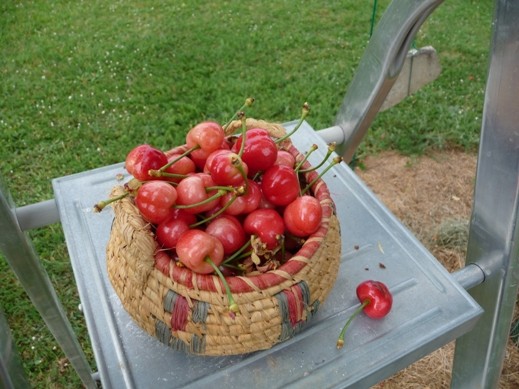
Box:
1 0 517 387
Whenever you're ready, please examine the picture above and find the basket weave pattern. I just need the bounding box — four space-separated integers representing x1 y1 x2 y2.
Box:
106 120 342 356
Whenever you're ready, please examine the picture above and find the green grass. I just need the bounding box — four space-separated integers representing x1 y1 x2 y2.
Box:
0 0 493 387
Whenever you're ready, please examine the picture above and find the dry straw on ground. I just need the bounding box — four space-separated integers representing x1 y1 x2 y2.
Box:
355 150 519 388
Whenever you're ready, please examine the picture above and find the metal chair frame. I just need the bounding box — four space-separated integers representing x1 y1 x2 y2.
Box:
1 0 517 387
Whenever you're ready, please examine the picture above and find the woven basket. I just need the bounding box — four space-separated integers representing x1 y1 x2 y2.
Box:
106 119 341 356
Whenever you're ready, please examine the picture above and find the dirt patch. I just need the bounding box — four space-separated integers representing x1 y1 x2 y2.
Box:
353 150 519 388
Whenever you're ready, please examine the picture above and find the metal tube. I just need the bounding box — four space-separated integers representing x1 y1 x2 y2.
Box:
451 264 485 291
15 199 59 231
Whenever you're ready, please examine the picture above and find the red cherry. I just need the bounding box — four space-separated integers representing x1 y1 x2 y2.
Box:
243 209 285 250
221 179 261 216
205 149 248 186
261 164 300 206
190 139 230 170
283 195 322 237
274 150 296 168
186 121 225 153
175 173 220 214
176 229 224 274
135 181 177 224
206 215 247 255
337 280 393 349
125 144 168 181
232 128 278 175
257 192 276 209
164 153 196 182
156 217 190 250
170 208 197 225
356 280 393 319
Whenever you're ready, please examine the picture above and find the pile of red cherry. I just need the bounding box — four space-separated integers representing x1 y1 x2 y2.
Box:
104 111 337 279
98 103 394 344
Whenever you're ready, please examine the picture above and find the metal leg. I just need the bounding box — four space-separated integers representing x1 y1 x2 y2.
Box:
0 307 30 389
451 0 519 387
0 177 97 389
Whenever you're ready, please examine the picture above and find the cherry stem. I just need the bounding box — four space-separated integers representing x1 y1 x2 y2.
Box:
236 112 247 158
301 156 342 195
299 142 336 173
275 102 310 144
174 189 227 209
124 178 143 193
231 156 249 190
222 241 252 265
149 145 200 178
205 185 236 192
93 192 129 212
149 171 187 180
220 263 242 271
205 257 239 317
295 144 318 173
189 189 242 228
223 97 255 134
336 299 370 349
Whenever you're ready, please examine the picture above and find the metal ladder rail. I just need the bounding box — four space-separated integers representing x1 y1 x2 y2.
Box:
0 306 30 388
0 177 97 388
451 0 519 386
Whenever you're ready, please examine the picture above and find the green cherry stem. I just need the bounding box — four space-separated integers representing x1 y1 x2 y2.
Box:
174 189 228 210
275 102 310 144
149 171 187 181
222 240 252 265
294 144 318 173
93 192 129 212
205 257 239 317
301 156 342 195
205 185 236 192
223 97 255 133
149 145 200 178
231 155 249 191
299 142 337 173
336 299 370 349
236 112 248 159
189 188 243 228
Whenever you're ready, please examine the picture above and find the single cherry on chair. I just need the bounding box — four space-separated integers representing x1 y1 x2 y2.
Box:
336 280 393 349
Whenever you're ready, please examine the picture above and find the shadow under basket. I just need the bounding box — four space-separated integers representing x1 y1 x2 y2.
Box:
106 122 342 356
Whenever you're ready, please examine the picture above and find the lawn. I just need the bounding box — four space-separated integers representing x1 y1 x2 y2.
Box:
0 0 493 387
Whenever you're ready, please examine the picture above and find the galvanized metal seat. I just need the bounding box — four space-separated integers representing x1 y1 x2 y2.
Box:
1 0 518 387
